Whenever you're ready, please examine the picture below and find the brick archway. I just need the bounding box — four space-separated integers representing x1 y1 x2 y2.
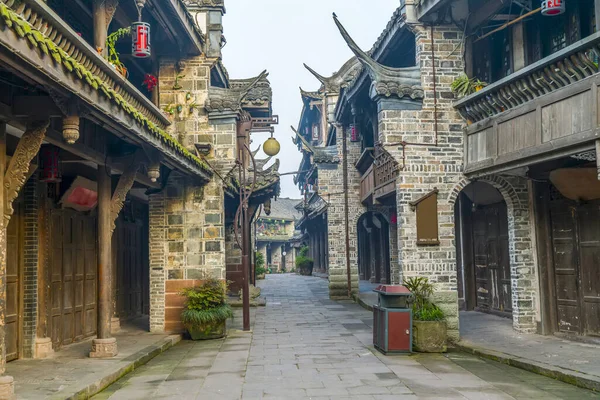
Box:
447 176 524 211
449 176 537 333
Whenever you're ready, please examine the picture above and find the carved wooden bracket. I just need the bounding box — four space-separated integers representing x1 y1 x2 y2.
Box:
4 120 49 222
110 150 142 233
106 0 120 26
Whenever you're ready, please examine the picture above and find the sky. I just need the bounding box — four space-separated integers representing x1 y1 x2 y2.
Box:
222 1 400 199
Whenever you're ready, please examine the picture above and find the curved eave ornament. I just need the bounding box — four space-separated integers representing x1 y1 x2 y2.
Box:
205 70 269 114
303 57 362 94
333 14 424 103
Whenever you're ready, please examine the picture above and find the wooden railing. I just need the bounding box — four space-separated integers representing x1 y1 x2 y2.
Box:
360 165 375 203
2 0 170 129
455 32 600 124
359 144 399 204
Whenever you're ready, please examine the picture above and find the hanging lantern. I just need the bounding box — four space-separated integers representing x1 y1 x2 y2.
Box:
541 0 565 16
39 146 62 183
263 135 281 157
132 22 151 58
350 124 360 142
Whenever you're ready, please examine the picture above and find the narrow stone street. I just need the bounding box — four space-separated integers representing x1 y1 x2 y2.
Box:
95 275 600 400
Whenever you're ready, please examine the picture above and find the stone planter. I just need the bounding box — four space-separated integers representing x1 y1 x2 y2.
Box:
187 320 226 340
413 321 447 353
257 273 266 280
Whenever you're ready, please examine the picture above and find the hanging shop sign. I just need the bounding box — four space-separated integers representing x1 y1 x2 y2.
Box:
350 124 360 142
40 146 62 183
541 0 565 16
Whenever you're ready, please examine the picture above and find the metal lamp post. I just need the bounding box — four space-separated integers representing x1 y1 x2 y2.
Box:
234 117 280 331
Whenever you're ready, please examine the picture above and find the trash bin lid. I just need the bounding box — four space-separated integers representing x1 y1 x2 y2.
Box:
373 285 412 296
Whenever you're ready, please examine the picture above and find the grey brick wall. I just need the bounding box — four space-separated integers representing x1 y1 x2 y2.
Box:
22 176 38 358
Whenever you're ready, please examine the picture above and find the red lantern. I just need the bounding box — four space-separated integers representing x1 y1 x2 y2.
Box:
541 0 565 16
350 124 359 142
40 146 62 183
391 214 397 225
132 22 151 58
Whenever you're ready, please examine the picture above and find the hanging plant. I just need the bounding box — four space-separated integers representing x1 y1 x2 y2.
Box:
451 74 487 98
106 27 131 77
173 74 185 90
143 73 158 92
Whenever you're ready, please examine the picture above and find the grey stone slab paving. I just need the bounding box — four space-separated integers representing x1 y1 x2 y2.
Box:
96 275 600 399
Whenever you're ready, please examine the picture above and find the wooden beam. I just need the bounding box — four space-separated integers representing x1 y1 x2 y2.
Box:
12 96 62 118
44 129 160 189
467 0 511 34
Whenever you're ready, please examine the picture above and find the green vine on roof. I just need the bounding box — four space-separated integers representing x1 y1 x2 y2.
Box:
0 3 211 176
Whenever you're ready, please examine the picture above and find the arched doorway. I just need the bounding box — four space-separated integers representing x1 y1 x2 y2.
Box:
357 212 391 284
455 182 512 316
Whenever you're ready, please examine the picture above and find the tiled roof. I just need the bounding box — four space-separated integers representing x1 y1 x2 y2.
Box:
262 198 303 220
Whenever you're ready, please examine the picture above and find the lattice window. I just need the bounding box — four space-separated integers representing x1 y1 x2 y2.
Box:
373 144 399 188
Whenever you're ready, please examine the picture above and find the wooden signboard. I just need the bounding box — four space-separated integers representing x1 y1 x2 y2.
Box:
409 189 439 246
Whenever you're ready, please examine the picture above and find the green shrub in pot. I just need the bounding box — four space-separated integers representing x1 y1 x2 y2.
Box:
403 277 447 353
180 279 233 340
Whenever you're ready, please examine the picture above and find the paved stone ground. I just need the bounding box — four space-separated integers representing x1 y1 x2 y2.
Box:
96 275 600 399
8 318 180 399
460 311 600 379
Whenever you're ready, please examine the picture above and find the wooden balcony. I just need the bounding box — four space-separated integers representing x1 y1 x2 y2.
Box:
360 144 399 205
456 32 600 176
360 165 375 204
1 0 171 130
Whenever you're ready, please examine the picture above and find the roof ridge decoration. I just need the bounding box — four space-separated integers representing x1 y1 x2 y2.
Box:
303 57 362 94
333 14 423 102
299 87 323 101
205 70 268 114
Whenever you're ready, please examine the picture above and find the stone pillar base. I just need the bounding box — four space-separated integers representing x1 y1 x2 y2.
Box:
0 376 15 400
89 337 118 358
111 317 121 334
34 337 54 359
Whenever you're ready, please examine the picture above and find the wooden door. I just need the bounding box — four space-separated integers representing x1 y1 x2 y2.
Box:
551 199 582 334
50 210 97 349
116 219 146 320
6 204 23 362
550 195 600 336
577 202 600 335
472 203 512 315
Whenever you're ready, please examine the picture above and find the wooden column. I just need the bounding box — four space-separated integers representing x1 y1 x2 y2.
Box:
596 0 600 33
596 140 600 181
90 166 118 357
93 0 108 56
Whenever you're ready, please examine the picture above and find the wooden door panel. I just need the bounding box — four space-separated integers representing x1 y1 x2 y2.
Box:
50 212 63 348
6 209 20 362
550 202 581 334
578 202 600 336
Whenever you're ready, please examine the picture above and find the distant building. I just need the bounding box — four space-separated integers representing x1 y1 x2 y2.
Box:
254 198 302 272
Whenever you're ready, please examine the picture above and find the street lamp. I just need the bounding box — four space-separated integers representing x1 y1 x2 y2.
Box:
234 118 280 332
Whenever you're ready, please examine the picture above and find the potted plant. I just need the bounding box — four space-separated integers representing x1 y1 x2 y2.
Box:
451 74 487 98
255 252 266 280
106 27 131 79
180 279 233 340
403 277 447 353
295 246 314 276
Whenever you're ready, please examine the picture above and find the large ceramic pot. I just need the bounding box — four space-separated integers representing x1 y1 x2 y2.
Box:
298 260 314 276
187 320 226 340
413 320 447 353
